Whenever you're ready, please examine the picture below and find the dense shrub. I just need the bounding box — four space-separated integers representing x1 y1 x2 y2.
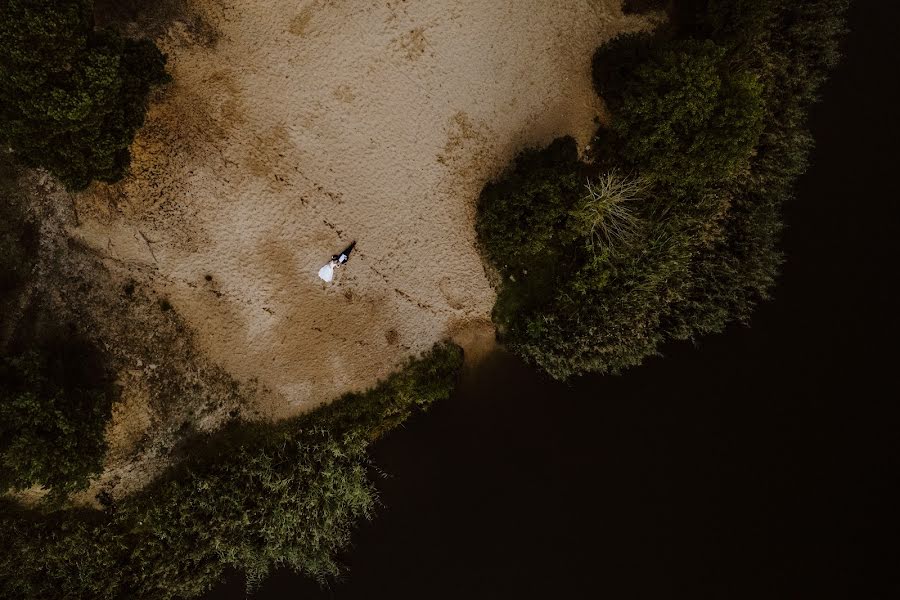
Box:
661 0 849 339
313 341 464 439
612 39 765 191
591 32 658 112
477 137 583 273
479 45 768 377
0 343 464 599
476 137 586 324
477 138 678 377
0 0 168 190
0 157 37 298
0 337 113 500
477 0 848 379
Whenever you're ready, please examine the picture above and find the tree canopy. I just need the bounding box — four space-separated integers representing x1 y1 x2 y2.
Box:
477 0 848 379
0 339 112 500
0 0 168 190
613 39 765 191
0 343 464 599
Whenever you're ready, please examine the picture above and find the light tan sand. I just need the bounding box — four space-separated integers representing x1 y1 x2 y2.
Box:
75 0 652 420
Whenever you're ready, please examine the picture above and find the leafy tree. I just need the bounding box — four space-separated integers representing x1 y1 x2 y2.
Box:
477 0 847 379
476 137 586 326
476 142 679 378
660 0 850 342
0 0 169 190
613 38 765 191
705 0 780 46
660 188 781 340
3 155 113 498
0 343 464 599
0 337 113 499
591 31 658 112
477 137 583 274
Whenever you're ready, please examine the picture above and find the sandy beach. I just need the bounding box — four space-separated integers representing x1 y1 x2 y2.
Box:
75 0 652 422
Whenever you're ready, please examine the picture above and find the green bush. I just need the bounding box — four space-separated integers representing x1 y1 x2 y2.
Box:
0 0 169 190
476 138 682 378
1 155 112 499
313 341 464 438
0 343 464 599
0 337 113 500
661 0 849 341
591 31 658 112
476 137 585 326
477 0 847 379
477 137 583 273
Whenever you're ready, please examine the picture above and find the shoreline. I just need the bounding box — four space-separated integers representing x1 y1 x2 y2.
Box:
58 0 655 501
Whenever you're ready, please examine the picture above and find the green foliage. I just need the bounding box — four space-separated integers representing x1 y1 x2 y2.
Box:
0 0 169 190
476 142 674 378
705 0 780 45
476 137 585 326
613 39 765 191
0 338 113 500
314 341 464 439
663 0 849 340
0 343 464 599
2 426 371 599
477 137 583 274
477 0 847 379
591 32 658 112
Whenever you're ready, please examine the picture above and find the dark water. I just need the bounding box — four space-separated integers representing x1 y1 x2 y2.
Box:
207 3 898 598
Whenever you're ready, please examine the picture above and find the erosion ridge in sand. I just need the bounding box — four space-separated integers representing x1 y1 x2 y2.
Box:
75 0 653 423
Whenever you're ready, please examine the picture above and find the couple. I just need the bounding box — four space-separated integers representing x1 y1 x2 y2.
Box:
318 241 356 282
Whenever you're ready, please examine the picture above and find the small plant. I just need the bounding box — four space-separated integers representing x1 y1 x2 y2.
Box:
571 171 646 255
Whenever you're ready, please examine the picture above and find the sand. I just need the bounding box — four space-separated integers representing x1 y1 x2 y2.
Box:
74 0 653 421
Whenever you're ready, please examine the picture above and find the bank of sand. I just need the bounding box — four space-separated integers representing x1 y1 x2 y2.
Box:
76 0 653 423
